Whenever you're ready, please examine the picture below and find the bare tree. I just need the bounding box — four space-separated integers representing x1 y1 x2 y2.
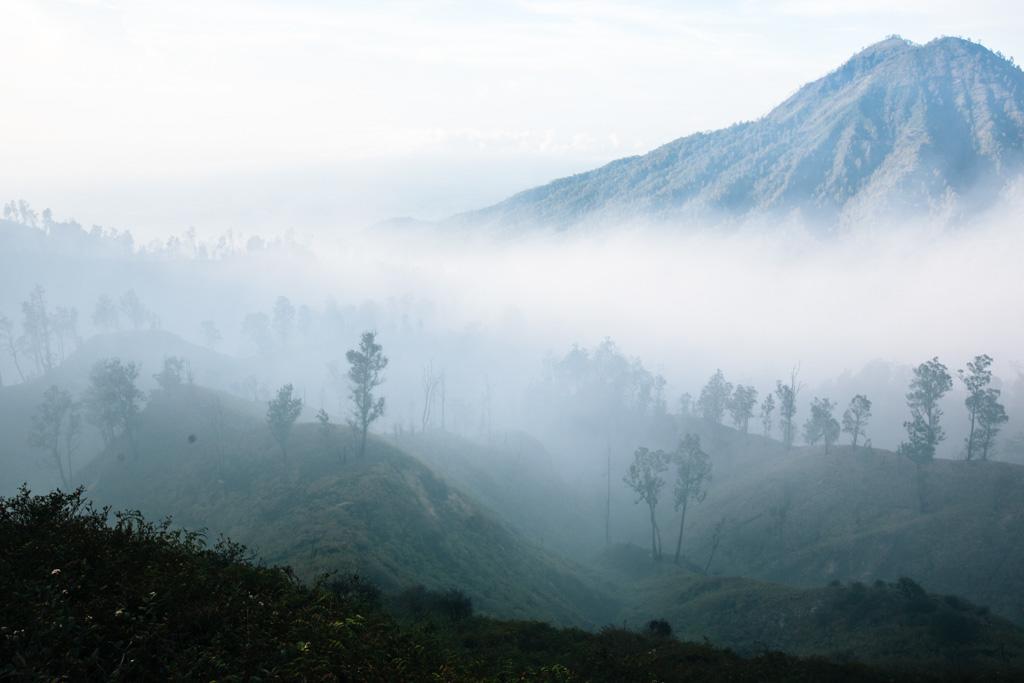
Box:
421 363 442 432
775 367 802 450
0 315 25 382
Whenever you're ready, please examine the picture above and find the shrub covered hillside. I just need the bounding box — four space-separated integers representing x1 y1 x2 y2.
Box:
0 487 995 681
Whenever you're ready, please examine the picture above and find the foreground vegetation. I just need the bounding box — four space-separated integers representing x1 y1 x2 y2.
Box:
4 487 1006 681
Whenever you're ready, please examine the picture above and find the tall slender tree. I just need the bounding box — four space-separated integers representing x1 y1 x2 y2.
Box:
697 369 732 425
22 285 54 375
759 393 775 439
84 358 144 456
775 367 801 450
727 385 758 436
670 435 712 565
267 384 303 460
346 331 388 458
900 357 953 464
842 394 872 449
624 446 668 561
0 315 25 382
959 355 1008 461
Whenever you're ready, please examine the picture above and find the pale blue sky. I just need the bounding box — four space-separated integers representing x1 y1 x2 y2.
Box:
2 0 1022 236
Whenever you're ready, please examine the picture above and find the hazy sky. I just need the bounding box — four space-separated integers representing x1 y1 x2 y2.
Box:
3 0 1023 236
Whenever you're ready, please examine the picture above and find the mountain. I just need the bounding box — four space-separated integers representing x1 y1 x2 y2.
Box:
452 37 1024 230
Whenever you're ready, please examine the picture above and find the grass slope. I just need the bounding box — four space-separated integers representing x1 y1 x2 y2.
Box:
598 543 1024 672
82 384 613 627
672 435 1024 624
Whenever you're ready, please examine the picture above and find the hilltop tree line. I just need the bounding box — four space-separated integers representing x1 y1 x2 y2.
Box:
684 356 1008 461
26 331 389 486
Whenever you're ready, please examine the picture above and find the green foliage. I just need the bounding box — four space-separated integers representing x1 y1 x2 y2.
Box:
900 358 953 464
728 384 758 434
3 487 927 681
83 357 143 452
698 369 732 425
960 355 1008 461
0 486 436 680
266 383 303 459
153 356 189 391
842 394 872 449
804 397 840 453
624 446 669 560
342 330 388 458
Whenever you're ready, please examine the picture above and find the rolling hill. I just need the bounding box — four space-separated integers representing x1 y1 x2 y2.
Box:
80 383 616 628
452 36 1024 231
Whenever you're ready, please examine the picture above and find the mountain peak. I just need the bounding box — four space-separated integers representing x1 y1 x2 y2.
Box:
452 36 1024 231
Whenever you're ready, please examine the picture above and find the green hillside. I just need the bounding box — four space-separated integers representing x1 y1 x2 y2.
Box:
82 383 614 627
61 383 1024 672
394 430 603 561
0 330 246 495
598 543 1024 672
670 435 1024 625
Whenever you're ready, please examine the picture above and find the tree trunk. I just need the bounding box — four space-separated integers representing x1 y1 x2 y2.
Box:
915 463 928 513
966 410 977 460
605 448 611 546
648 504 658 561
673 498 689 565
53 447 68 489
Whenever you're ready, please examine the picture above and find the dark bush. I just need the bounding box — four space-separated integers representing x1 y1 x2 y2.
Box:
394 584 473 621
646 619 673 638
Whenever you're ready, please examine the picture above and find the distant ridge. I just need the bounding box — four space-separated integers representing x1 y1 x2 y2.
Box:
450 36 1024 231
